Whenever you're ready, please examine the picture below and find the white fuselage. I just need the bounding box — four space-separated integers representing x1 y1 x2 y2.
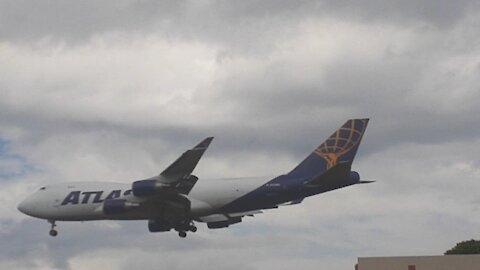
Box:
17 177 267 222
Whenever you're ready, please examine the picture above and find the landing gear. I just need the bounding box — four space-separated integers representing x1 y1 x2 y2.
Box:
189 225 197 232
174 220 197 238
48 220 58 237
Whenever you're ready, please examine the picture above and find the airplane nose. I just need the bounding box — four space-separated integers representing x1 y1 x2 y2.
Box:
17 197 34 216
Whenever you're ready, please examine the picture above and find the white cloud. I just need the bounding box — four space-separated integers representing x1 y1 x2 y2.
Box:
0 34 221 127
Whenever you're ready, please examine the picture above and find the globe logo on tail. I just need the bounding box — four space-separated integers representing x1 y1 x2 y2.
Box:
314 119 368 169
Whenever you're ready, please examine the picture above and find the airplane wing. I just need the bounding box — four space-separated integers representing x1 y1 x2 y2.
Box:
132 137 213 196
126 137 215 234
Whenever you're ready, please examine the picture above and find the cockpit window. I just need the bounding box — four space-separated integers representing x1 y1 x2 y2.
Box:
39 187 46 190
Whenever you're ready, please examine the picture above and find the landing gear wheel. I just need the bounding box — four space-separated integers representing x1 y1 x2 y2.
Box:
178 231 187 238
48 220 58 237
189 225 197 232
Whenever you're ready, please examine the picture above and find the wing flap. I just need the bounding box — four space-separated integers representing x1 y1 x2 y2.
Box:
279 198 304 206
198 210 263 223
227 210 263 217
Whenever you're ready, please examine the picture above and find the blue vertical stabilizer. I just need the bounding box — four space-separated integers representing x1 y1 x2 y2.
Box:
287 118 369 180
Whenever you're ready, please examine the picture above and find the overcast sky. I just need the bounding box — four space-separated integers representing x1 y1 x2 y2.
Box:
1 0 480 269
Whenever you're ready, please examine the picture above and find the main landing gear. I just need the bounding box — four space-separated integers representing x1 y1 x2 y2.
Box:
178 231 187 238
175 221 197 238
48 220 58 237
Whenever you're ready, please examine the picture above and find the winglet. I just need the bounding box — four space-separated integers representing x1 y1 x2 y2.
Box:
358 180 375 184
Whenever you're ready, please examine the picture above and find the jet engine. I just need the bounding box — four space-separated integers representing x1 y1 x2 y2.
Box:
132 179 160 197
103 199 139 215
132 175 199 197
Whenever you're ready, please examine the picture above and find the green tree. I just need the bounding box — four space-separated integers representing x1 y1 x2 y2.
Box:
445 239 480 255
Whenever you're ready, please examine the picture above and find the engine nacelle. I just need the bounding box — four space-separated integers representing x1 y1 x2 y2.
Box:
207 217 242 229
132 179 175 197
132 175 200 197
103 199 139 215
148 219 173 232
132 179 158 197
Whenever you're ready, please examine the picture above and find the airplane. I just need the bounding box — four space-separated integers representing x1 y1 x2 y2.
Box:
17 118 372 238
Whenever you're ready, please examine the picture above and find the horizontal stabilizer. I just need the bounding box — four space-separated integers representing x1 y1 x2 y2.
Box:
358 180 375 184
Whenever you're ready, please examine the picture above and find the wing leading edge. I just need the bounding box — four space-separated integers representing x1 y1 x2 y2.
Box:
160 137 214 182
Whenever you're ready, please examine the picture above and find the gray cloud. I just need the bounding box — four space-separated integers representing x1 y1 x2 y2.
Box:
2 0 478 47
322 0 478 27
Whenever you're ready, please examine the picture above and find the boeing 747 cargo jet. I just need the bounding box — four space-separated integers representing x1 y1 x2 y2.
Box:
18 119 371 238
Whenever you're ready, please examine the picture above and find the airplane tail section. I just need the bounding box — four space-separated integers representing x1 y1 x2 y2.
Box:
287 118 369 180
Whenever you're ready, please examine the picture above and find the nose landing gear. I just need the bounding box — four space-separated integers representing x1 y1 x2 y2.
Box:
48 220 58 237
